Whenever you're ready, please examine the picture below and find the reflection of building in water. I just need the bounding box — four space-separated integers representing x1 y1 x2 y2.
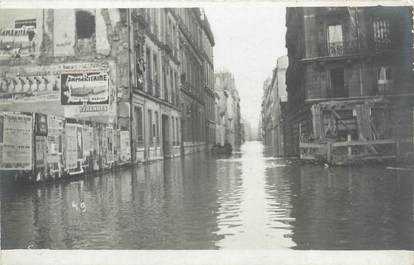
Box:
289 165 414 249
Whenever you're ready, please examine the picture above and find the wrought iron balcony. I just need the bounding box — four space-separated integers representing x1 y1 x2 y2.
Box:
318 38 394 58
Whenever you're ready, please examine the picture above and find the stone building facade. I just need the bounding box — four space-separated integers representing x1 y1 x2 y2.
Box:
285 6 414 161
261 55 288 157
215 71 242 149
0 8 216 180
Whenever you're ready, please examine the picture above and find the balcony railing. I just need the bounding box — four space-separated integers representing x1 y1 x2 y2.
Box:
318 38 394 58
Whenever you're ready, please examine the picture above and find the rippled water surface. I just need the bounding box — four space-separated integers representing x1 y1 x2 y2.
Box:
1 141 413 249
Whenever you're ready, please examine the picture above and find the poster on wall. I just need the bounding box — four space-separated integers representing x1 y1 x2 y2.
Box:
47 115 64 173
82 126 93 158
120 131 131 162
0 71 60 103
65 123 80 172
0 27 38 59
106 127 114 164
0 113 33 170
60 72 109 105
35 135 47 170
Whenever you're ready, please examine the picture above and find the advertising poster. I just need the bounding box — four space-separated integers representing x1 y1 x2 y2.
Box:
35 136 47 170
120 131 131 162
0 65 61 103
0 113 33 170
0 27 37 59
106 127 114 164
60 71 109 106
82 126 93 158
35 113 48 136
64 123 79 170
76 125 83 160
47 115 64 173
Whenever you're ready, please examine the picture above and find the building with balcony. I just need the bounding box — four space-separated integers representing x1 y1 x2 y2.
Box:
285 6 414 164
131 8 182 161
261 55 288 157
215 71 242 149
169 8 215 154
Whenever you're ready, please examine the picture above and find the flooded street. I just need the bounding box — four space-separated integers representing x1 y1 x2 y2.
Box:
1 141 413 250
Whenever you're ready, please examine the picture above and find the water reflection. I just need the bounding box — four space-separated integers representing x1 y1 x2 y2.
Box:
1 141 413 249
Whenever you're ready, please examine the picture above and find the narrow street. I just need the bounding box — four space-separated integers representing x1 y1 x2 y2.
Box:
2 141 413 250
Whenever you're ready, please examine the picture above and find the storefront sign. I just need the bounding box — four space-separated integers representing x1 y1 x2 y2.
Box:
0 27 37 59
0 113 32 170
61 72 110 105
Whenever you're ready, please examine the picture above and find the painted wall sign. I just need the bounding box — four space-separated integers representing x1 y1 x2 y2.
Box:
60 72 110 105
0 113 33 170
0 27 38 59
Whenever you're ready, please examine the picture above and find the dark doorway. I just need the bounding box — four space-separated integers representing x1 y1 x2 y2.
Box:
162 115 170 158
330 68 346 98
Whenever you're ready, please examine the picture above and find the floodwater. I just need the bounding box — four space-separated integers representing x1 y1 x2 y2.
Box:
1 141 413 249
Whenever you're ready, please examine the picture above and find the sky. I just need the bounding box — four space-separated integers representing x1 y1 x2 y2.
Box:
204 6 287 130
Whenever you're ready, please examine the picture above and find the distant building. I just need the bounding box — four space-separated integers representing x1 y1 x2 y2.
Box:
214 71 242 149
261 55 288 156
285 6 414 163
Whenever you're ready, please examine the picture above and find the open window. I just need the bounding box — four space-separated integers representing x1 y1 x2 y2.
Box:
327 24 343 56
75 10 96 39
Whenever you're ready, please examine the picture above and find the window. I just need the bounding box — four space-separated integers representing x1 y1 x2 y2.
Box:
146 47 152 94
330 68 346 98
135 106 144 146
155 111 159 144
373 18 391 49
172 118 175 145
327 24 343 56
176 118 180 145
148 110 153 144
377 66 392 94
75 10 95 39
153 53 159 97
